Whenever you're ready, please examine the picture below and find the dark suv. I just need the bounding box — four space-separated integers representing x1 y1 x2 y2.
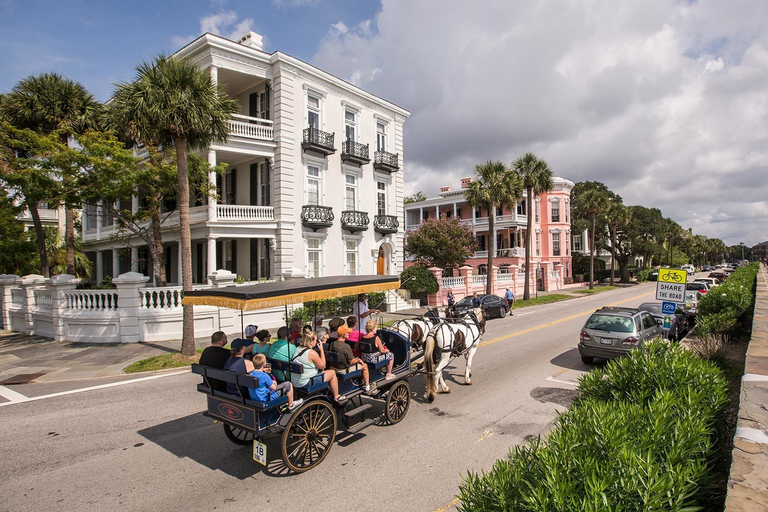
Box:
578 307 662 364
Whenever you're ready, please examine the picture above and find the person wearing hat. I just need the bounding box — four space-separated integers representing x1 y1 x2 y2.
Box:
327 316 344 342
312 315 328 340
266 326 296 382
331 326 372 394
504 288 515 309
352 293 379 332
223 338 255 393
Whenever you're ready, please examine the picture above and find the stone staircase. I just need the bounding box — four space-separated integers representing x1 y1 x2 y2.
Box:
384 288 421 312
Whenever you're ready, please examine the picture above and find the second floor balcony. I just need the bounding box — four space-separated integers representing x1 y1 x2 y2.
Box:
373 214 399 235
341 140 370 165
301 205 334 231
341 210 369 233
373 151 399 173
228 114 274 142
302 127 336 156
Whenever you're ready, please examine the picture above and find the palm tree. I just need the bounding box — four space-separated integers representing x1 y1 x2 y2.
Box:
2 73 102 275
111 55 237 356
465 161 523 295
577 189 609 289
606 201 630 285
513 153 553 300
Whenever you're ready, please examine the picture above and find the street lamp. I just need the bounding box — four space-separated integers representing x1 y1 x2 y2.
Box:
740 241 745 261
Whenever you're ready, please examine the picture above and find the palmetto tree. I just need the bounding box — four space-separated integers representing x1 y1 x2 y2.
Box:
2 73 102 276
513 153 553 300
577 189 609 290
465 161 523 295
606 200 630 286
111 55 237 356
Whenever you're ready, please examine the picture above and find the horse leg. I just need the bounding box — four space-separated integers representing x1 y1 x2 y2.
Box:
435 354 451 394
464 345 478 385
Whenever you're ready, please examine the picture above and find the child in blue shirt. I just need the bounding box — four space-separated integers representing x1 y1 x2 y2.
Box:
249 354 303 412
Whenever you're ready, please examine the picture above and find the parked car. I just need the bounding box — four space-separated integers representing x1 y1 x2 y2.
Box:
681 264 695 274
708 271 727 281
702 265 713 272
453 293 509 319
578 307 663 364
694 277 720 287
637 302 689 340
686 281 709 295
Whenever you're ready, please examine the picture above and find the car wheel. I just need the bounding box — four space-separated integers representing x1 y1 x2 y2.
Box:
498 306 507 318
581 356 594 364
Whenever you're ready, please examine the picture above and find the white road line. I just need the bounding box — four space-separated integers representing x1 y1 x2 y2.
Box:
0 385 28 402
0 370 189 407
545 376 577 386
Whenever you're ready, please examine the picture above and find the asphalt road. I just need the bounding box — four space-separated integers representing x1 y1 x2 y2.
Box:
0 283 659 512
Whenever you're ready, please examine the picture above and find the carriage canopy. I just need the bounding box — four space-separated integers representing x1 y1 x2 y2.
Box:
182 275 401 311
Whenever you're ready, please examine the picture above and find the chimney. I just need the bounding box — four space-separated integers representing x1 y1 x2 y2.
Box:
440 186 452 192
461 177 473 189
238 31 264 51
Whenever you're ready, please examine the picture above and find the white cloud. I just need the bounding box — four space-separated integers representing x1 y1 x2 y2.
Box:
172 10 254 48
272 0 320 8
311 0 768 245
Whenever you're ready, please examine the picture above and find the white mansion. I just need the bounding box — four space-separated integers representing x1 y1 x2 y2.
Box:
82 31 409 284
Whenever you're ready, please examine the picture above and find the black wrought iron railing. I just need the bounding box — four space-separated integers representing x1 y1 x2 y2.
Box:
374 214 399 234
341 210 370 232
302 127 335 152
301 205 334 230
374 151 398 168
341 140 370 161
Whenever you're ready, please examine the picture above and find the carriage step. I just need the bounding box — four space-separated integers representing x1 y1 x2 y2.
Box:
345 418 376 434
344 404 373 418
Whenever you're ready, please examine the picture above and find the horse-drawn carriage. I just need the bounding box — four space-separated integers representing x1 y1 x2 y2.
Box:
184 275 417 473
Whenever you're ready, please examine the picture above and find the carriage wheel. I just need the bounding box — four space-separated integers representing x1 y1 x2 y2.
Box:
280 400 337 473
223 424 255 446
385 380 411 424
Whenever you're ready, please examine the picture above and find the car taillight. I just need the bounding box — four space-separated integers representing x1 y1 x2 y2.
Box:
580 330 591 340
699 288 707 293
624 336 639 344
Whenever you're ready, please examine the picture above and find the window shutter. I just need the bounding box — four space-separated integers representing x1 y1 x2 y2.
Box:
264 160 271 206
216 241 222 270
231 240 237 274
264 83 270 120
249 93 258 119
229 169 237 204
250 163 259 206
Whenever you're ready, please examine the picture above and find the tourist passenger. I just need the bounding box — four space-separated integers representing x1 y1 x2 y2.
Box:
224 339 255 374
327 316 344 342
332 326 372 394
288 317 302 343
199 331 230 391
312 315 328 341
249 354 302 412
360 320 395 380
267 326 296 381
292 332 347 404
251 329 273 356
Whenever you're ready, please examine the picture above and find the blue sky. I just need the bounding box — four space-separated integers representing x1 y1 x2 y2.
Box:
0 0 380 101
2 0 767 246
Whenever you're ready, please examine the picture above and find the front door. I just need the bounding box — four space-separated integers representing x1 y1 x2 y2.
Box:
377 246 385 275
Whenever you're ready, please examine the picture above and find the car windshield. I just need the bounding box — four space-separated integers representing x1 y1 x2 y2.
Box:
584 314 634 333
456 297 475 307
686 283 706 290
638 303 661 314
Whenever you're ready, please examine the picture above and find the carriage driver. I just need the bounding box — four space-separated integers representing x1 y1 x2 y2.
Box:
352 293 379 332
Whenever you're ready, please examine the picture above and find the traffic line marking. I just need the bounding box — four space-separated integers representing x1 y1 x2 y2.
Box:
545 376 578 387
0 385 28 402
433 497 460 512
0 370 189 407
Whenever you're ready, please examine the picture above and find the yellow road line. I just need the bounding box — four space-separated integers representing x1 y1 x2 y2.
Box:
433 497 460 512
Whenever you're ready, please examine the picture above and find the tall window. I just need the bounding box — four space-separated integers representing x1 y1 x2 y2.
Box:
535 200 540 222
377 181 387 216
551 199 560 222
345 110 356 141
307 94 320 129
307 238 321 278
345 174 357 210
259 162 270 206
517 199 527 216
376 122 387 152
565 202 569 223
536 232 541 256
552 232 561 256
573 234 582 252
307 165 321 205
345 240 358 276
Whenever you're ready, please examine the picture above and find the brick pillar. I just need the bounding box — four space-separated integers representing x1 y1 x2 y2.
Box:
20 274 46 334
47 274 80 342
490 265 499 295
209 269 237 334
427 267 443 306
540 262 551 291
113 271 150 343
554 263 564 290
509 265 519 299
459 265 473 298
0 274 22 330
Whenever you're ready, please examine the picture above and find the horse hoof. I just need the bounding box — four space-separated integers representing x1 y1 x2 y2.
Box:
427 394 435 403
465 380 473 385
439 388 451 394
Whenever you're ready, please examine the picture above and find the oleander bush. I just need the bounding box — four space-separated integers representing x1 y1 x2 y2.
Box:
635 269 653 282
458 340 728 512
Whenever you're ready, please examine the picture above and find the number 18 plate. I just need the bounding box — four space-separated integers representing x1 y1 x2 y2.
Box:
253 439 267 466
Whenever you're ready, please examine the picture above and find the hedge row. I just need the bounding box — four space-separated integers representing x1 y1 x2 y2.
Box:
457 340 729 511
696 263 758 341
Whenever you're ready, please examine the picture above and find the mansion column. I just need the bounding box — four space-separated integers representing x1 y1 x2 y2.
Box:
207 149 217 222
112 251 120 279
96 251 104 283
131 247 139 272
207 236 218 282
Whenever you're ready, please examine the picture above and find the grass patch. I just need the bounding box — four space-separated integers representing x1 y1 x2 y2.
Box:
511 294 574 309
572 285 616 295
124 348 203 373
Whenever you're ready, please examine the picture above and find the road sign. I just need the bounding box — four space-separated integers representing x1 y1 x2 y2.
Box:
656 268 687 302
661 301 677 315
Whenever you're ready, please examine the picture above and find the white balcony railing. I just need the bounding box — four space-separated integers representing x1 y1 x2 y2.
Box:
66 290 118 311
34 290 53 308
442 276 465 288
229 115 274 141
216 204 275 221
472 275 487 285
474 251 488 258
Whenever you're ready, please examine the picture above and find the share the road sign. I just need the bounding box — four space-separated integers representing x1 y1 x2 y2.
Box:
656 268 687 302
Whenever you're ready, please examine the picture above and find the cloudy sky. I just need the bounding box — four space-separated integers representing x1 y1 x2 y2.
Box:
1 0 766 246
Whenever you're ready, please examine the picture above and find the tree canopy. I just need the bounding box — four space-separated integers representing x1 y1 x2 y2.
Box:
405 218 477 271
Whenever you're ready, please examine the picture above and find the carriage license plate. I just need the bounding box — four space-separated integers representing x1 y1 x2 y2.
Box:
253 440 267 466
600 338 613 345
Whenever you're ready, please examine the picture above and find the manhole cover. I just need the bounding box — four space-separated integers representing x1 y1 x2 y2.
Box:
0 373 46 385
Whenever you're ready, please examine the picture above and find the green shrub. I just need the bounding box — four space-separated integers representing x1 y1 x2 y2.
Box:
695 263 758 349
457 340 728 512
400 266 439 294
284 291 387 324
635 269 653 282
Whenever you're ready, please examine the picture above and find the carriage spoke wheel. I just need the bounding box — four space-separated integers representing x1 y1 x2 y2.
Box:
281 400 337 473
223 424 255 446
385 380 411 424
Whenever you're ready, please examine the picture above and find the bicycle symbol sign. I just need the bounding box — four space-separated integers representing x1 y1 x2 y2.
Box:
656 269 687 302
658 268 687 283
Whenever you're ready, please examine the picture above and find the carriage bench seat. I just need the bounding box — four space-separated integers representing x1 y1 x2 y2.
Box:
357 341 392 370
266 358 330 396
191 363 289 411
332 363 363 381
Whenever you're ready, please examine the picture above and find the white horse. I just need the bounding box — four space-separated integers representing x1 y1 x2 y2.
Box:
423 309 485 402
391 307 450 351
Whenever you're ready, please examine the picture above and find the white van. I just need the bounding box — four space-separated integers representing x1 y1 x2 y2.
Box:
681 264 695 274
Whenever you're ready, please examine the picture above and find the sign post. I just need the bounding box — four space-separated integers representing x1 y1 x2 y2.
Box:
655 268 687 303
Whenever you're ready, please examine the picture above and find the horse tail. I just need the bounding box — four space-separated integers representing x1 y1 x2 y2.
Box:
423 333 437 402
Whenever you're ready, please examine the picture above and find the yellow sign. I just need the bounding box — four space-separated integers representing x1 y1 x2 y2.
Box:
658 268 687 284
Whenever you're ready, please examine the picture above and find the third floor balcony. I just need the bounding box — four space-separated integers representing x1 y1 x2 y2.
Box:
341 140 370 166
341 210 369 233
373 214 399 235
302 127 336 156
301 205 334 231
373 150 399 173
